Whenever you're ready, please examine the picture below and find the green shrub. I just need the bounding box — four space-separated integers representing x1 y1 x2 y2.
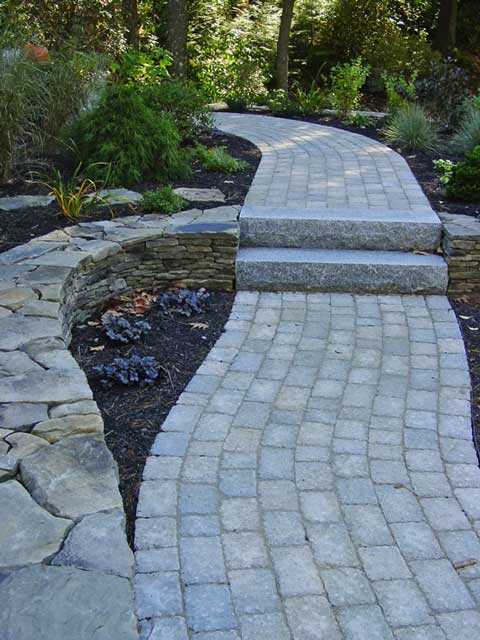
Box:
194 145 248 173
109 48 172 85
292 83 329 116
265 89 302 116
68 84 190 187
143 80 213 138
416 59 470 128
446 146 480 202
382 73 417 113
451 99 480 154
329 58 370 117
382 104 439 153
142 187 186 215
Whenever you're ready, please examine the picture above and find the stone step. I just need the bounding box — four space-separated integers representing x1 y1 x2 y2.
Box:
236 247 448 294
240 205 442 252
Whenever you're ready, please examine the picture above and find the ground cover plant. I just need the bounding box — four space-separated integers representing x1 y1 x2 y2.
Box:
141 186 186 214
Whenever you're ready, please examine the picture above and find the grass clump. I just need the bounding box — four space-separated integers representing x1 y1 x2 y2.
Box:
142 186 186 214
194 145 248 172
451 100 480 154
382 104 439 153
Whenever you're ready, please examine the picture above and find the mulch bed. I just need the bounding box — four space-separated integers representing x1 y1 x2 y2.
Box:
70 291 234 545
0 130 260 253
450 299 480 456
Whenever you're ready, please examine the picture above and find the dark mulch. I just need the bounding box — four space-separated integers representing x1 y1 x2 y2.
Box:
70 291 234 545
0 130 260 254
237 109 480 219
450 298 480 458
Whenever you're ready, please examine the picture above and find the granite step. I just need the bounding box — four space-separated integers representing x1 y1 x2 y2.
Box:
240 205 442 252
236 247 448 294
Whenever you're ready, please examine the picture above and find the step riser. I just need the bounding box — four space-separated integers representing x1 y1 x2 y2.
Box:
237 262 448 294
241 218 441 252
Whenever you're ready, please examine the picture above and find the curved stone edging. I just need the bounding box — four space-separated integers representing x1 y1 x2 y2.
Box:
0 205 239 640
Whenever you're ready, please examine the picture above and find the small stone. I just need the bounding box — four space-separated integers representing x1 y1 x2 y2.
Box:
52 510 134 578
0 564 137 640
0 480 72 570
50 400 100 419
32 414 103 443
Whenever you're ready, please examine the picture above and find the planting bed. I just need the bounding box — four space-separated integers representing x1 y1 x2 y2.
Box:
70 291 234 544
0 131 260 253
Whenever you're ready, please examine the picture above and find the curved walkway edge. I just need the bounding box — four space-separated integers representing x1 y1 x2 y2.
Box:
135 116 480 639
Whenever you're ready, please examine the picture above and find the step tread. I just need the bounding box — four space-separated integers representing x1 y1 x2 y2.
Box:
241 204 441 225
238 247 446 267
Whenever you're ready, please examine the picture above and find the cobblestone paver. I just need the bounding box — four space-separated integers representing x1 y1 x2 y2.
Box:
136 292 480 639
215 113 432 213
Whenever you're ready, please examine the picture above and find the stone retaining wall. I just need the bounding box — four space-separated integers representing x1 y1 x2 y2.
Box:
441 213 480 297
0 206 239 640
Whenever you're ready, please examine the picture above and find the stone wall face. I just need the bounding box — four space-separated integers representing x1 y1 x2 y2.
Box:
441 213 480 297
0 207 239 640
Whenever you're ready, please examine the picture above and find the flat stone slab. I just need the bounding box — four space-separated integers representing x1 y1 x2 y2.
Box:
20 435 123 521
0 195 54 211
0 565 138 640
52 510 134 578
0 480 72 570
97 188 143 205
174 187 226 202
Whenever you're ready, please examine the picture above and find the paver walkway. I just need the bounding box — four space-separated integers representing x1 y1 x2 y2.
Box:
135 117 480 639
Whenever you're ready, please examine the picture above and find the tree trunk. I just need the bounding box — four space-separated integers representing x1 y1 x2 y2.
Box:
167 0 188 78
123 0 139 48
274 0 296 91
434 0 458 56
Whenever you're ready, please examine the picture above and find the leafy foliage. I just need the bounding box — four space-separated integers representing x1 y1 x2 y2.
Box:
382 104 439 153
157 288 210 317
37 162 112 222
142 187 186 215
142 79 213 138
329 58 370 117
416 58 470 127
101 312 151 343
0 33 104 181
94 354 161 387
68 84 190 186
193 145 248 173
446 146 480 202
109 48 172 85
382 73 417 113
433 159 455 187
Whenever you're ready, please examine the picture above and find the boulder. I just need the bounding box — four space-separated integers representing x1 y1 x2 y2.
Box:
0 565 138 640
0 455 18 480
52 510 134 578
0 480 72 570
20 435 122 521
